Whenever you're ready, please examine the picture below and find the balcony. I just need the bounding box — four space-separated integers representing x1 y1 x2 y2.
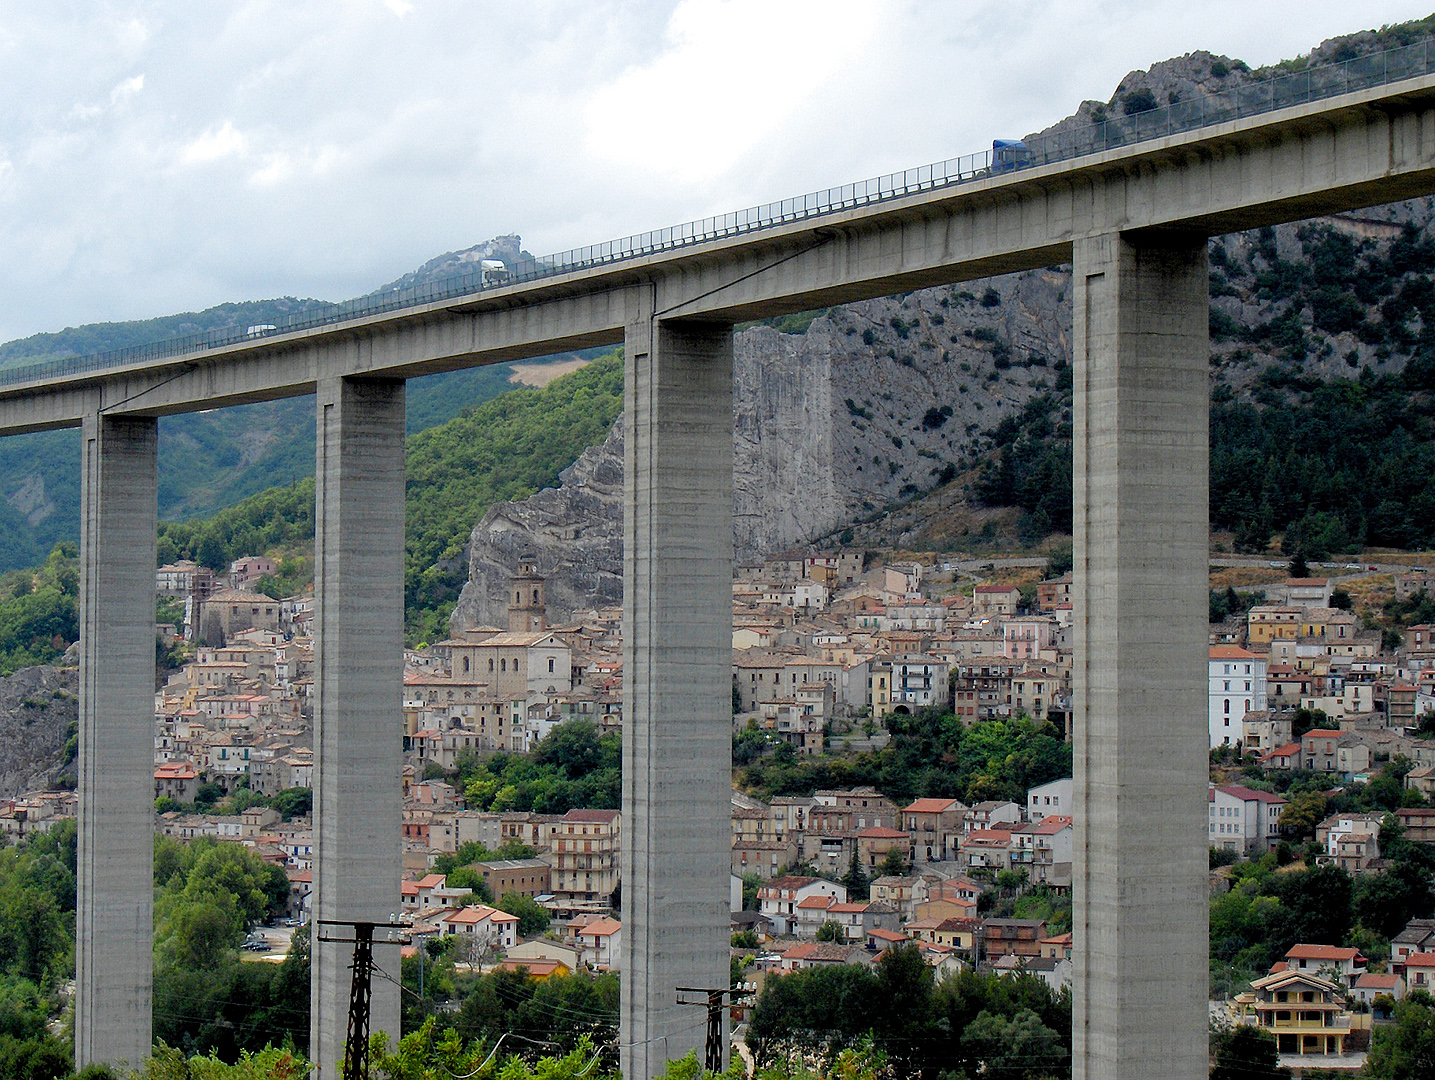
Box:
1257 1014 1351 1033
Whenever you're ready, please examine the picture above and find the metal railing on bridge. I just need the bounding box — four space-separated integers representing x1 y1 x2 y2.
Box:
5 36 1434 390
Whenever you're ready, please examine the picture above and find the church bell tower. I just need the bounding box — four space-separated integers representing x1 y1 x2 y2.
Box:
508 559 546 633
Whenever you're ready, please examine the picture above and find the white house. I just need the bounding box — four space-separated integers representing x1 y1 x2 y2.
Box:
757 876 848 936
1208 647 1268 748
1209 784 1285 855
1026 778 1072 822
574 917 623 971
1284 943 1368 989
890 655 950 713
439 904 520 952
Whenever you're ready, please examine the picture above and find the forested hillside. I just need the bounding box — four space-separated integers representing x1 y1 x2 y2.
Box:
968 218 1435 560
150 353 624 642
0 236 568 571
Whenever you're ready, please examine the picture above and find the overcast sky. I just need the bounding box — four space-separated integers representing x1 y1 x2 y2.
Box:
1 0 1431 345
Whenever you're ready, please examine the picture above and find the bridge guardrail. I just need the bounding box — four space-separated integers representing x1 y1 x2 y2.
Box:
3 37 1432 390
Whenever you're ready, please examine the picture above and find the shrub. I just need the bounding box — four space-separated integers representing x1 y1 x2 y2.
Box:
1122 87 1159 114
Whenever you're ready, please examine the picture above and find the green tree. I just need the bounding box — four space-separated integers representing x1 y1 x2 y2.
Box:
1209 1025 1289 1080
498 892 550 937
371 1018 613 1080
268 787 312 820
959 1008 1066 1080
878 848 908 878
1366 992 1435 1079
842 850 869 901
443 868 494 905
748 964 880 1063
815 921 844 943
1279 791 1329 839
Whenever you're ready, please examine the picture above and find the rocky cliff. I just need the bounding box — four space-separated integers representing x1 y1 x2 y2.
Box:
0 665 77 798
448 22 1435 628
450 269 1072 628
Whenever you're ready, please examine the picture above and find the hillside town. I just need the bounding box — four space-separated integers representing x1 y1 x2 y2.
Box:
8 545 1435 1070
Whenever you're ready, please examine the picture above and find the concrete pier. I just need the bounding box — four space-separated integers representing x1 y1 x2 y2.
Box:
1071 232 1210 1080
310 378 406 1076
76 413 157 1071
620 319 734 1080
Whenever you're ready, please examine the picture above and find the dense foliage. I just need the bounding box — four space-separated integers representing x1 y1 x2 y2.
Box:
1208 818 1435 993
968 220 1435 559
748 946 1070 1080
1208 1026 1287 1080
971 391 1073 544
1366 991 1435 1079
0 544 79 675
449 721 621 814
735 709 1071 806
0 823 77 1079
151 837 305 1058
1211 371 1435 556
395 962 620 1074
150 352 624 643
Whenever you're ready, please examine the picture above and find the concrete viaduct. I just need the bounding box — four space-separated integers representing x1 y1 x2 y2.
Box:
8 58 1435 1080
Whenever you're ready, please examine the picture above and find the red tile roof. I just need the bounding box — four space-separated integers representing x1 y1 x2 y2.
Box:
1286 944 1362 962
797 895 836 910
576 917 622 938
904 798 960 814
1218 785 1286 804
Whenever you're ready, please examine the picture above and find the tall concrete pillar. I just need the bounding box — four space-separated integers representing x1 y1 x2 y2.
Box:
1071 231 1209 1080
76 413 157 1071
311 377 405 1076
620 317 733 1080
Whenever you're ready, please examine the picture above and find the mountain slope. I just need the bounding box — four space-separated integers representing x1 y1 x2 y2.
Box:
0 237 571 570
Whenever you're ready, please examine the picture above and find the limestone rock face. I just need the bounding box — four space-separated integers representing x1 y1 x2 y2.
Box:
0 665 77 799
451 422 625 631
449 25 1435 630
450 271 1072 630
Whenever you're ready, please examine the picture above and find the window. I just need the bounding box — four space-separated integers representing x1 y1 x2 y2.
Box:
500 659 506 672
462 657 470 674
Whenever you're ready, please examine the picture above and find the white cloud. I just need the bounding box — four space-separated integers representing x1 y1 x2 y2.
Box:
110 74 144 105
584 0 883 182
0 0 1433 344
180 120 248 166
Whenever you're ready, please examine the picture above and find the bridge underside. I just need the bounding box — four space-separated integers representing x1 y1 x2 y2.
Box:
48 72 1435 1080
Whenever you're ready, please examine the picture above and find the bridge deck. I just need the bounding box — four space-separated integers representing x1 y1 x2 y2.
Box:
1 64 1435 433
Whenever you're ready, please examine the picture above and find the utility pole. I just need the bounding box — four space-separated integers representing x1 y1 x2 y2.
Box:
676 986 751 1074
318 919 409 1080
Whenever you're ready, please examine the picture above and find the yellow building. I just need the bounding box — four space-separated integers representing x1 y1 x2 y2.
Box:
1230 969 1351 1058
1247 606 1302 645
